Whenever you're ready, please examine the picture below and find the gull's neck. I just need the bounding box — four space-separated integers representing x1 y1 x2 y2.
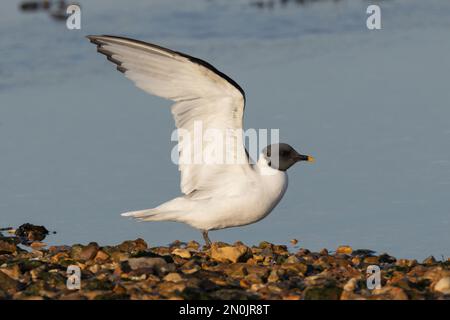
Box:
255 153 282 176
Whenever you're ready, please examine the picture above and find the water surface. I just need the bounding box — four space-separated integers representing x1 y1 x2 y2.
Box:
1 0 450 259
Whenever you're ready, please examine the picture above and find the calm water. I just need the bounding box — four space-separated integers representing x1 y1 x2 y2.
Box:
1 0 450 259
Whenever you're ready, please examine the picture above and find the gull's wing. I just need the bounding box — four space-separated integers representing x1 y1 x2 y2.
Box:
87 35 251 197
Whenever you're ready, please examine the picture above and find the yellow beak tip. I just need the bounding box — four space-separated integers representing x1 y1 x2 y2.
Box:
307 156 315 163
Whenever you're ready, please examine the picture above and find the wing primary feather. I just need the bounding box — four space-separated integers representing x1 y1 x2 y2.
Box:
86 35 246 103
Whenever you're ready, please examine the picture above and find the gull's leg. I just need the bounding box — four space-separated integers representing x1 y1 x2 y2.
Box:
202 231 212 246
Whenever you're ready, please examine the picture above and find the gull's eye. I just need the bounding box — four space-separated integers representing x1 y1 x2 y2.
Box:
281 150 289 157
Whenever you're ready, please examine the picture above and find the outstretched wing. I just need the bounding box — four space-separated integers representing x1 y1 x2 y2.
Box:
87 35 251 196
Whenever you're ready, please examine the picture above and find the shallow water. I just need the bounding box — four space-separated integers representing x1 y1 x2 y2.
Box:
1 0 450 259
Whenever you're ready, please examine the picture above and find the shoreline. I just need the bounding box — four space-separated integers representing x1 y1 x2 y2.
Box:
1 233 449 300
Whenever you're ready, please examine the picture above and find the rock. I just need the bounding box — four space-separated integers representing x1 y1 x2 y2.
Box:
164 272 184 283
281 263 308 275
396 259 417 268
336 245 353 255
30 242 47 249
0 264 21 281
0 240 17 254
434 277 450 295
70 243 99 261
127 257 167 271
285 255 300 264
422 256 437 265
372 286 409 300
343 278 358 292
290 239 298 245
186 241 200 251
319 248 329 256
351 249 376 257
118 238 147 253
363 256 379 264
171 248 191 259
0 270 20 296
303 283 342 300
15 223 49 245
210 244 250 263
94 250 110 262
378 253 396 264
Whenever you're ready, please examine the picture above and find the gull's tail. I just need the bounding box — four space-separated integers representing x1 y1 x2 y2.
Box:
121 197 190 222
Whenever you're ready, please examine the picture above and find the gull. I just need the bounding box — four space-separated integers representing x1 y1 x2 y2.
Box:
87 35 314 245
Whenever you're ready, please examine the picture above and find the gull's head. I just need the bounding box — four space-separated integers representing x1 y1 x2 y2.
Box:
262 143 314 171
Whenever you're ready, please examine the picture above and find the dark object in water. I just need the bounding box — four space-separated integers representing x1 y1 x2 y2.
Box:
20 0 50 11
15 223 49 245
351 249 377 257
20 1 40 11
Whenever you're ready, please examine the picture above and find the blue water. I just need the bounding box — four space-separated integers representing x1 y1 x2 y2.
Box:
1 0 450 260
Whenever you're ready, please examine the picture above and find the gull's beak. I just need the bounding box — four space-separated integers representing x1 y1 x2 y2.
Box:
294 154 315 163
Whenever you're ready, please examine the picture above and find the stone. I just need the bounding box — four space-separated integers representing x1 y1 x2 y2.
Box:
164 272 184 283
363 256 379 264
0 240 17 254
372 286 409 300
210 244 250 263
343 278 359 292
80 243 99 260
171 248 191 259
15 223 49 245
290 239 298 245
127 257 167 271
434 277 450 295
336 245 353 255
303 284 342 300
118 238 147 253
0 264 21 281
0 270 20 295
285 255 300 264
94 250 110 262
422 256 437 265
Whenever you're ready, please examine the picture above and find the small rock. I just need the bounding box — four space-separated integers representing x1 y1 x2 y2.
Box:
0 240 17 254
363 256 379 264
422 256 437 265
186 241 200 251
336 245 353 255
78 243 99 261
0 270 20 296
285 255 300 264
30 242 47 249
290 239 298 245
94 250 110 262
303 283 342 300
15 223 49 245
171 248 191 259
434 277 450 295
164 272 184 283
118 238 147 253
210 244 250 263
0 264 21 281
127 257 167 271
343 278 359 292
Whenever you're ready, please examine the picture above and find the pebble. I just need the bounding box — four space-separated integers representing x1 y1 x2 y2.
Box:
210 243 250 263
127 257 168 271
336 245 353 255
171 248 192 259
434 277 450 295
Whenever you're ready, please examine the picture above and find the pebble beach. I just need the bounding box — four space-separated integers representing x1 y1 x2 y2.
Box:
1 224 449 300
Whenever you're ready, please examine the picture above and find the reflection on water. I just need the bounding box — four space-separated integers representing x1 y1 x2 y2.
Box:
2 0 450 259
19 0 80 21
